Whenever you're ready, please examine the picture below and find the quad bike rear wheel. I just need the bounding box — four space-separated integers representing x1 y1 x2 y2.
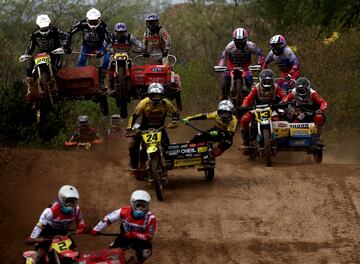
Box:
204 167 214 182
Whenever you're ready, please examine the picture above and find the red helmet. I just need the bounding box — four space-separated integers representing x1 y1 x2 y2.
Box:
232 28 248 49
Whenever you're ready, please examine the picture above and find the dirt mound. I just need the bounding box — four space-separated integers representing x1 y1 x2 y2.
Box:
1 141 360 263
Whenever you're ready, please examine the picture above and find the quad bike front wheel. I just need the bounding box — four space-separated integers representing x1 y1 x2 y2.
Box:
313 150 323 164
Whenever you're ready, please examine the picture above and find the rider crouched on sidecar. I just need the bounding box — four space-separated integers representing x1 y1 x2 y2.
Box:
64 115 103 150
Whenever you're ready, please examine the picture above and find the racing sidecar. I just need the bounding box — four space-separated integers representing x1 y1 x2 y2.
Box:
56 66 109 115
272 121 324 163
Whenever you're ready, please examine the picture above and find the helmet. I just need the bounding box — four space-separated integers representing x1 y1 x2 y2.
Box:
86 8 101 29
269 34 286 55
259 69 275 90
148 83 164 105
295 77 311 98
114 22 127 32
77 115 90 127
36 14 51 35
217 100 234 123
58 185 79 214
232 28 248 49
146 13 159 32
130 190 151 219
110 114 122 126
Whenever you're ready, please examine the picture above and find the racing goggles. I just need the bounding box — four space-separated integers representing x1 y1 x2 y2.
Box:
88 19 100 27
296 85 309 96
218 110 232 122
261 78 274 88
271 43 284 53
234 38 247 47
133 200 149 211
63 197 78 208
149 93 163 101
78 121 89 127
39 27 50 35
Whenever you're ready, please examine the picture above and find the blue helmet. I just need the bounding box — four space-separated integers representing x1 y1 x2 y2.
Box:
146 13 159 21
114 22 127 32
146 13 159 32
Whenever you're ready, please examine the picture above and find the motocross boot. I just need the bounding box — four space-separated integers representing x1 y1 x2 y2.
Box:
25 77 37 102
210 146 224 159
316 125 324 147
240 128 251 155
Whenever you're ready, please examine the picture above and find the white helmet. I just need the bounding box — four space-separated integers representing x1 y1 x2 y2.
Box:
130 190 151 218
218 100 234 112
86 8 101 29
110 114 122 126
36 14 51 35
58 185 79 214
218 100 234 123
148 83 164 94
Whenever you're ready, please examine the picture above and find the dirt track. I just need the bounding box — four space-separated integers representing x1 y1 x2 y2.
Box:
1 133 360 263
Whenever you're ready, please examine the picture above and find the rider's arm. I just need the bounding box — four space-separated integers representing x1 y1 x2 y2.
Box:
186 113 208 121
67 20 83 44
287 47 300 75
143 31 149 52
164 99 179 119
217 48 229 67
242 87 257 107
227 116 238 134
249 41 264 65
75 207 85 231
262 51 274 69
92 209 122 233
25 32 36 55
130 34 145 51
311 91 328 111
282 91 295 103
159 27 171 52
26 207 53 244
275 86 286 100
127 99 147 130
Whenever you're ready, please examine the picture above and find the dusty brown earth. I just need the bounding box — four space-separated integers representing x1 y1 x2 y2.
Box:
1 131 360 263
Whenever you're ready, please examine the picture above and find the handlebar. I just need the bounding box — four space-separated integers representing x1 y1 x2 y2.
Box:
134 54 177 67
213 65 262 73
19 48 65 63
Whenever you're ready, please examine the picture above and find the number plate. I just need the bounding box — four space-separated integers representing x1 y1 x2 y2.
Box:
290 128 311 137
174 157 202 167
114 52 129 60
51 238 72 253
142 131 162 143
255 107 272 122
34 54 50 65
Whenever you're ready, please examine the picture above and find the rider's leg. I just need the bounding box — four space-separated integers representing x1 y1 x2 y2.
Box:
240 112 252 154
129 134 142 169
77 45 90 67
244 70 253 95
25 61 37 99
221 72 231 100
212 136 233 158
314 113 325 145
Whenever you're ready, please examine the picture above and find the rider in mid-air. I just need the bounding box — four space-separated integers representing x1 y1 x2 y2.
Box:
67 8 112 88
183 100 237 158
20 14 69 100
262 34 300 94
91 190 156 264
217 27 264 100
26 185 85 264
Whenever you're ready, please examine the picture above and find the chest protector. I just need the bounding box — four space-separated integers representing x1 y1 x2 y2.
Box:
255 83 276 103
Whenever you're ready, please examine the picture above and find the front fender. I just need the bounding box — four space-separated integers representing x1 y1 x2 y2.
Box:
147 144 158 154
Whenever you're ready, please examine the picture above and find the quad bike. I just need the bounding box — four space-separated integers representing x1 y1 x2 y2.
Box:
64 138 103 150
23 235 78 264
132 54 182 111
107 52 132 118
214 65 262 107
19 48 65 124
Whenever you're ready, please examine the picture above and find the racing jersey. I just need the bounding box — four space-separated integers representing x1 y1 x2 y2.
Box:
186 111 237 133
93 205 156 241
108 33 144 53
143 26 171 55
25 26 68 55
218 41 264 68
127 98 178 129
283 88 328 111
70 127 101 143
30 202 84 239
263 46 300 73
242 83 285 107
68 19 111 49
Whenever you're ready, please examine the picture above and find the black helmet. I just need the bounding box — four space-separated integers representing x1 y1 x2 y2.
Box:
295 77 311 98
259 69 275 90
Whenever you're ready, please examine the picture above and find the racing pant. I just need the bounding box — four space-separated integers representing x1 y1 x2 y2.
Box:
129 127 170 169
110 235 152 263
221 70 253 100
277 68 301 94
190 128 233 157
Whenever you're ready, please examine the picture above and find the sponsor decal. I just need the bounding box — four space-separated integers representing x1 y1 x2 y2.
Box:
277 122 288 127
181 148 196 154
166 150 180 156
151 67 163 72
290 123 309 128
168 145 180 150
